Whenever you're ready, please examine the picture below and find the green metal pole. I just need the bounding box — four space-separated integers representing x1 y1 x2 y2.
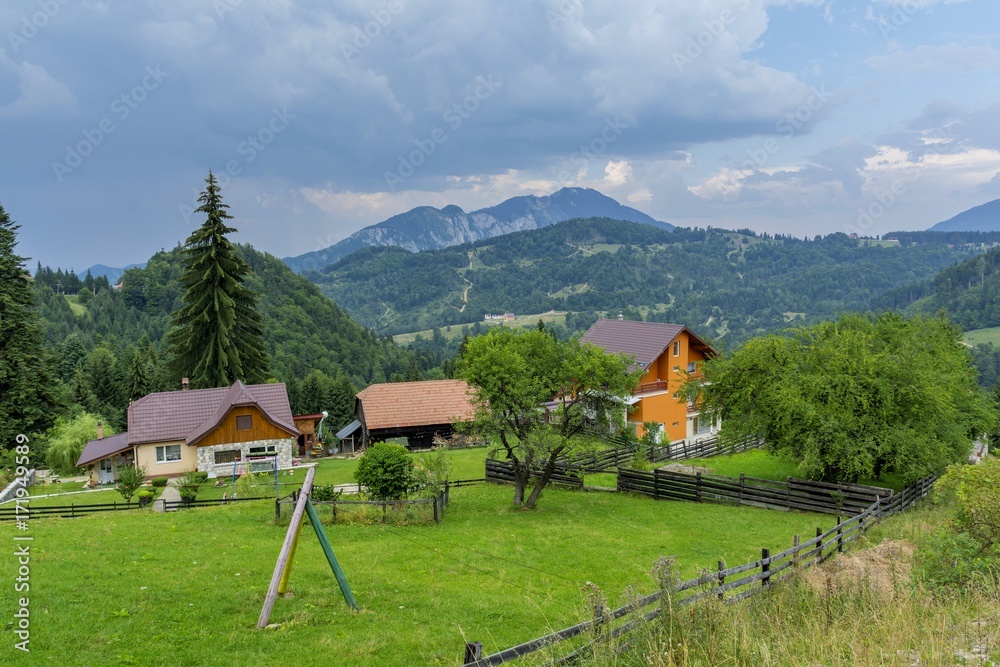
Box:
304 497 359 611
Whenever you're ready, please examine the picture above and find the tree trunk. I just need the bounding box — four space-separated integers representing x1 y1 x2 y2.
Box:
512 461 529 507
524 451 561 509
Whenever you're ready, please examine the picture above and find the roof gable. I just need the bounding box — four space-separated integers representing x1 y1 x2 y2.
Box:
127 381 297 446
580 318 716 370
357 379 476 431
77 432 131 467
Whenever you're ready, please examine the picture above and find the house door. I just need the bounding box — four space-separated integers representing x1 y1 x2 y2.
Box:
98 459 115 484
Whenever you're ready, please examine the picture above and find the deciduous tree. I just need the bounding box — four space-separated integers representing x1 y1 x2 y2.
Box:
457 327 639 508
689 313 994 483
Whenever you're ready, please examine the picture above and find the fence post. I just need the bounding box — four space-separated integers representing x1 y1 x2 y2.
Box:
815 527 823 562
785 476 792 510
274 498 280 523
682 440 688 459
433 496 439 524
792 535 800 570
463 641 483 665
654 469 661 499
739 472 745 505
836 516 843 553
761 548 771 588
696 472 702 502
717 560 725 601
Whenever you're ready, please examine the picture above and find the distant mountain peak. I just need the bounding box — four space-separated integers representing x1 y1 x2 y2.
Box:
284 188 672 273
929 199 1000 232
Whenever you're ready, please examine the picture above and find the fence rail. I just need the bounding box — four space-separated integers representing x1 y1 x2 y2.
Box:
0 500 143 520
618 467 892 515
461 474 936 667
485 459 584 489
163 495 273 512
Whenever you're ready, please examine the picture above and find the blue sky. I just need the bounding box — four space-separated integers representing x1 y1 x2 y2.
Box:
3 0 1000 270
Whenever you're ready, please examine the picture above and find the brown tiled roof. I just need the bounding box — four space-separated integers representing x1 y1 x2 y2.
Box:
127 381 297 446
77 432 131 467
580 319 716 370
357 379 477 431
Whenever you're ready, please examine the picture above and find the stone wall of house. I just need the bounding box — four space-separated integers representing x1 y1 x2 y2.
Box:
196 438 295 478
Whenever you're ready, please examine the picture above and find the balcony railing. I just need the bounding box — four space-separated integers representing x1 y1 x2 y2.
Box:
637 380 669 395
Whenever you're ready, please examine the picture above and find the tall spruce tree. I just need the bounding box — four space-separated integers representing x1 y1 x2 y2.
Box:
0 204 59 448
166 172 269 388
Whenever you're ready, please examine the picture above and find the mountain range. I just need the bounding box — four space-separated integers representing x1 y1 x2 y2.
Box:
929 199 1000 232
283 187 673 273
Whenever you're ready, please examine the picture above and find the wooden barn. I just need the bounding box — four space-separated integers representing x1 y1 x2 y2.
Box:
355 379 477 450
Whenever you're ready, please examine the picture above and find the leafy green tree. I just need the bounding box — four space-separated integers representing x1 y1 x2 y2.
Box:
0 204 59 448
354 442 415 501
45 412 113 474
457 327 640 508
115 463 148 502
690 313 994 483
77 286 93 306
165 172 269 388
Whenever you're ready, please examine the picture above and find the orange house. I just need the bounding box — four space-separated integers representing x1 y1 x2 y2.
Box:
581 318 718 443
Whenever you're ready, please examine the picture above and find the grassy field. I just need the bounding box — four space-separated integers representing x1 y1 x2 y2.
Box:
584 500 1000 667
680 448 906 491
965 325 1000 347
392 311 569 345
0 482 835 666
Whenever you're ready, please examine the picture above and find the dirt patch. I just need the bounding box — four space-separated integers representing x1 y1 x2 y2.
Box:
658 463 712 475
803 539 914 599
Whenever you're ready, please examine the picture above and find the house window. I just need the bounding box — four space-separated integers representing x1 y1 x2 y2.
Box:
155 444 182 463
248 444 277 457
687 362 697 373
214 449 242 465
673 341 680 356
236 415 253 430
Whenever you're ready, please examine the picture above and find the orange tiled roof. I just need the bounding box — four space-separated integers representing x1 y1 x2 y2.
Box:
357 379 477 431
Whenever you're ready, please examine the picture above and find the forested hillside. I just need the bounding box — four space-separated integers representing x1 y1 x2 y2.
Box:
309 218 977 343
33 245 431 430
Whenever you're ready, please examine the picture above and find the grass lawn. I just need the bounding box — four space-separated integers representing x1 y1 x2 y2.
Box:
965 325 1000 347
0 484 835 666
190 448 490 501
680 448 906 491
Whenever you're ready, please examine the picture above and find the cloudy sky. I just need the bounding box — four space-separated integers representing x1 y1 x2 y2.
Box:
3 0 1000 270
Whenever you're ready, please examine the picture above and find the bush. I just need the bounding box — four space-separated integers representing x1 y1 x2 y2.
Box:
115 464 148 503
936 459 1000 554
191 471 209 484
414 446 452 497
312 484 343 502
178 469 202 500
914 529 997 590
354 442 415 501
150 477 168 488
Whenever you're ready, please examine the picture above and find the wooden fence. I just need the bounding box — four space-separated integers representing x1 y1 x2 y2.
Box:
275 489 450 524
460 475 936 667
618 467 892 516
162 495 273 512
0 500 143 520
644 435 761 465
485 459 584 489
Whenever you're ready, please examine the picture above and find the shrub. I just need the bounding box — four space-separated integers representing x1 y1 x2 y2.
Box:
191 471 209 484
178 469 202 500
354 442 415 501
115 464 148 503
312 484 343 502
234 471 265 498
414 446 452 497
150 477 168 488
137 489 154 505
914 529 997 590
936 458 1000 554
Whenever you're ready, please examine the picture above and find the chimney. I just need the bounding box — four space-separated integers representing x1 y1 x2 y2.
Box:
97 420 103 440
182 377 190 391
618 312 624 321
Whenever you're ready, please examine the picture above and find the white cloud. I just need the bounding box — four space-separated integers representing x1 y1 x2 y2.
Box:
867 44 998 74
0 51 76 118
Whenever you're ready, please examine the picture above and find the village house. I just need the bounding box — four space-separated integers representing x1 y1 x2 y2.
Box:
580 317 719 443
77 379 299 484
353 379 477 450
